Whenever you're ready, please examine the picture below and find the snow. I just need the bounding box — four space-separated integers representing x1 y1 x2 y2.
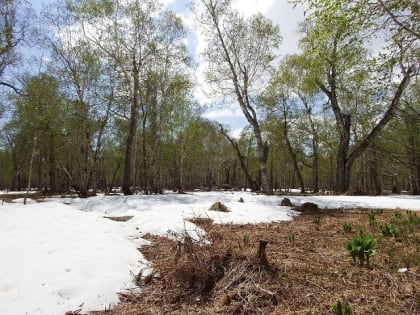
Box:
284 194 420 211
1 191 419 314
0 202 145 315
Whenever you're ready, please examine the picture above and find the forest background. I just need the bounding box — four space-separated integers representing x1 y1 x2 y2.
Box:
0 0 418 197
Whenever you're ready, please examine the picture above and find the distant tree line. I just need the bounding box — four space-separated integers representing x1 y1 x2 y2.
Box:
0 0 418 196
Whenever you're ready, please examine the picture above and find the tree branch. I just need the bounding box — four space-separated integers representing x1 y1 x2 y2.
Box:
347 66 414 166
0 81 21 95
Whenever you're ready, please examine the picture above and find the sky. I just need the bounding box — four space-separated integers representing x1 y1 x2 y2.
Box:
1 190 420 314
27 0 306 137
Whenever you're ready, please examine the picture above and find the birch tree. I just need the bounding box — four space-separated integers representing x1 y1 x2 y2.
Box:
192 0 281 194
296 0 418 193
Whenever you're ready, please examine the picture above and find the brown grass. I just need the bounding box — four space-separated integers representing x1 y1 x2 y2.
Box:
91 209 420 315
103 216 134 222
209 202 230 212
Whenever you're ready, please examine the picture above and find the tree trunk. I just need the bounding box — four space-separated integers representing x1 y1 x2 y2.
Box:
299 94 319 193
48 150 56 193
406 110 420 195
335 114 352 193
257 140 272 194
412 164 420 195
24 136 37 205
370 143 382 195
108 162 121 193
178 136 186 192
122 57 140 195
312 144 319 193
255 240 270 269
284 127 305 194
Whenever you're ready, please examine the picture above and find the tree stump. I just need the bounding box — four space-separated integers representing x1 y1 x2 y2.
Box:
255 240 270 269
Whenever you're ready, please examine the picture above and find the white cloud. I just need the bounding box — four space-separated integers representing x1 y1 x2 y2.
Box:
229 127 244 139
203 107 243 120
161 0 177 8
266 1 306 56
233 0 274 17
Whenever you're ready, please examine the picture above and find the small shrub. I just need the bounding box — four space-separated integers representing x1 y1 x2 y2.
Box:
345 229 376 267
313 215 321 225
342 222 352 232
243 233 250 247
287 233 295 244
238 197 244 203
368 212 376 227
392 211 420 235
332 300 352 315
408 211 419 224
394 211 403 220
380 223 398 237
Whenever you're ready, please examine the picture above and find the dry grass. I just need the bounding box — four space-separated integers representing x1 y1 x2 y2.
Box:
209 202 230 212
103 216 134 222
92 208 419 315
0 192 49 203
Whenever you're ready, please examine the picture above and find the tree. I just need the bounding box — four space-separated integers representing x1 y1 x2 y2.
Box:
296 0 418 193
42 0 117 197
192 0 282 194
0 0 32 93
67 0 191 195
266 54 324 193
3 73 64 192
218 124 257 191
379 84 420 195
135 12 192 194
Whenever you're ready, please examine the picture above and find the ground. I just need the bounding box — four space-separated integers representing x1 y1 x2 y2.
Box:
91 207 420 315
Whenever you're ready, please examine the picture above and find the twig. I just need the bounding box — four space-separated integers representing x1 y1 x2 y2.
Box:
305 279 328 293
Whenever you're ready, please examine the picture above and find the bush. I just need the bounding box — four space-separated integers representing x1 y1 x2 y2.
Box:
368 212 376 227
380 223 398 237
287 233 295 244
394 211 403 220
313 215 321 225
342 222 352 232
407 211 420 225
332 300 352 315
345 230 376 267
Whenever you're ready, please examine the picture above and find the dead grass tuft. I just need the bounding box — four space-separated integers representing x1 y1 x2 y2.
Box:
209 202 230 212
103 216 133 222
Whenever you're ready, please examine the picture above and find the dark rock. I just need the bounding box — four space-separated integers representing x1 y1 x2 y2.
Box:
280 197 293 207
298 202 319 214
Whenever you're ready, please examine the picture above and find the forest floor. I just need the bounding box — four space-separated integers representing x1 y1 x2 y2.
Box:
91 207 420 315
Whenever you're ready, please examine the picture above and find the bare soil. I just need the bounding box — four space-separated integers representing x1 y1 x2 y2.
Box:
92 208 419 315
